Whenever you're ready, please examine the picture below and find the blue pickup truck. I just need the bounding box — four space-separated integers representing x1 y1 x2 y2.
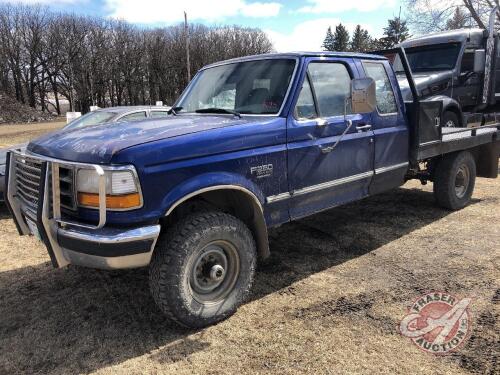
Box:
5 51 499 328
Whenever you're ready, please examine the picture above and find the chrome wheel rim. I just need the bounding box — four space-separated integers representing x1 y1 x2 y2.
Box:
189 240 240 304
455 164 470 198
445 120 455 128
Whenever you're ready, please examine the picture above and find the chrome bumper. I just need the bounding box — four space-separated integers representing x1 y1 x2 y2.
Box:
57 224 160 269
5 150 160 270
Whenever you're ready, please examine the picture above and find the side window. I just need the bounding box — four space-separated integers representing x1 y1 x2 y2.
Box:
307 62 351 117
363 62 398 114
119 111 147 122
294 76 317 120
460 50 475 73
150 110 169 118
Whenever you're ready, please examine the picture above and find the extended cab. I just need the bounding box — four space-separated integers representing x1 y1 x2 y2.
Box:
5 52 500 328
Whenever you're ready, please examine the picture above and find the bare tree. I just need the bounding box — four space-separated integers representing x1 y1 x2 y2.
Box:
405 0 500 33
0 4 273 113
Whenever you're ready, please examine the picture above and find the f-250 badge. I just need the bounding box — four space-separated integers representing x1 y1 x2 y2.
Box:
250 164 273 178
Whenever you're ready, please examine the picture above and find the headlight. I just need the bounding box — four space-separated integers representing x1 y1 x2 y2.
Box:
76 167 142 210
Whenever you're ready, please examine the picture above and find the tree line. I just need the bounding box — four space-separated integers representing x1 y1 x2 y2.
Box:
0 4 273 114
405 0 500 33
321 18 411 53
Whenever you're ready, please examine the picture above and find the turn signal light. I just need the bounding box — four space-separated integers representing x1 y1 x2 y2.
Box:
77 192 141 210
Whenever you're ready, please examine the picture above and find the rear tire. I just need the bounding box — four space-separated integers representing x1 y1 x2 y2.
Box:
433 151 476 210
442 111 460 128
149 211 256 328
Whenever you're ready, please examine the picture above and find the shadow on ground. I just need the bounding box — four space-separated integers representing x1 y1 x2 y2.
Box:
0 187 479 374
0 204 11 220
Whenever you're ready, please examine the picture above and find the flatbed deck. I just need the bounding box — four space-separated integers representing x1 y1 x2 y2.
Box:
417 125 500 161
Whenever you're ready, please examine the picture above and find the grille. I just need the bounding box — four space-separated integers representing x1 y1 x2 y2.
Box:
14 155 42 212
13 154 77 213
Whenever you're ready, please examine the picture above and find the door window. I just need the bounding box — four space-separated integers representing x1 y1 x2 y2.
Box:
118 111 147 122
294 76 317 120
363 62 398 114
307 62 351 117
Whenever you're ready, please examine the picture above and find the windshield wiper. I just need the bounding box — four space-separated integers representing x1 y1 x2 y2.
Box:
195 108 241 118
168 106 183 116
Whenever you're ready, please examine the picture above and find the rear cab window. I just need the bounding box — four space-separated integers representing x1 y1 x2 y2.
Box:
362 61 398 114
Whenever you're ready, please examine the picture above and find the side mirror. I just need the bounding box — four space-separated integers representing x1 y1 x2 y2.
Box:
351 77 376 114
473 49 485 73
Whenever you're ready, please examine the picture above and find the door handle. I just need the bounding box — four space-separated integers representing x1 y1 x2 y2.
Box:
317 119 354 155
319 145 335 154
356 124 372 131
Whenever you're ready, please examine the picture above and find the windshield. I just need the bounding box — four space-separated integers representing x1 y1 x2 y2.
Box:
176 59 296 115
64 111 117 130
405 43 462 72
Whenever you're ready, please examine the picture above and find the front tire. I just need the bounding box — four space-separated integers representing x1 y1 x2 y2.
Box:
149 211 256 328
433 151 476 210
442 111 460 128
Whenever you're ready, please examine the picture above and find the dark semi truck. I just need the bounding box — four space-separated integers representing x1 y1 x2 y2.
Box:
395 7 500 128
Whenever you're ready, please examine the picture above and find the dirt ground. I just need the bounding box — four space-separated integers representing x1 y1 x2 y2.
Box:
0 123 498 375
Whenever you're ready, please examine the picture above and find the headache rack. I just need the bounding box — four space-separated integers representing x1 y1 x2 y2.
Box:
373 47 500 168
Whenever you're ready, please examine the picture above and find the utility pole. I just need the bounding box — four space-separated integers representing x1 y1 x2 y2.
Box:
184 11 191 82
396 5 402 44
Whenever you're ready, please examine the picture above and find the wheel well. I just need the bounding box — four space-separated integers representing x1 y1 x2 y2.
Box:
443 106 462 127
162 188 270 260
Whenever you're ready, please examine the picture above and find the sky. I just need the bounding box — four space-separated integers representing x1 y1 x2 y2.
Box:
2 0 405 51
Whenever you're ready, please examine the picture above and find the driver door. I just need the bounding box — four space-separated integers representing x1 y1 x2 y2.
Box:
287 58 375 219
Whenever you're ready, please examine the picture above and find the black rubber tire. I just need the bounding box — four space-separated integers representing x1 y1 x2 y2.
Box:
442 111 460 128
433 151 476 210
149 211 256 328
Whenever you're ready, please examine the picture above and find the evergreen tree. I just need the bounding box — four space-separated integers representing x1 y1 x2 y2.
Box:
350 25 372 53
379 17 410 49
333 23 350 52
322 27 335 51
446 7 468 30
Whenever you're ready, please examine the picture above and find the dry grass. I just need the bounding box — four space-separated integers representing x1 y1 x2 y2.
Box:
0 124 498 374
0 120 66 148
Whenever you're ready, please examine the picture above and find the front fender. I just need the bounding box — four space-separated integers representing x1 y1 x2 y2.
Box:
160 172 266 217
160 172 271 259
426 95 462 125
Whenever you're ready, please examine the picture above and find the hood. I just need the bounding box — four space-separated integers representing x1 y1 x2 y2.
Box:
28 115 255 164
397 70 454 101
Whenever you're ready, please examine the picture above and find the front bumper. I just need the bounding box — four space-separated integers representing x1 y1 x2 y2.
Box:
5 150 160 269
57 224 160 269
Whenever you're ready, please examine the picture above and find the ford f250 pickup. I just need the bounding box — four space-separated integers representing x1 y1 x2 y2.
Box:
5 51 500 328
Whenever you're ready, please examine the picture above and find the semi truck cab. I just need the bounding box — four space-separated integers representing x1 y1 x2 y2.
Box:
397 8 500 127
